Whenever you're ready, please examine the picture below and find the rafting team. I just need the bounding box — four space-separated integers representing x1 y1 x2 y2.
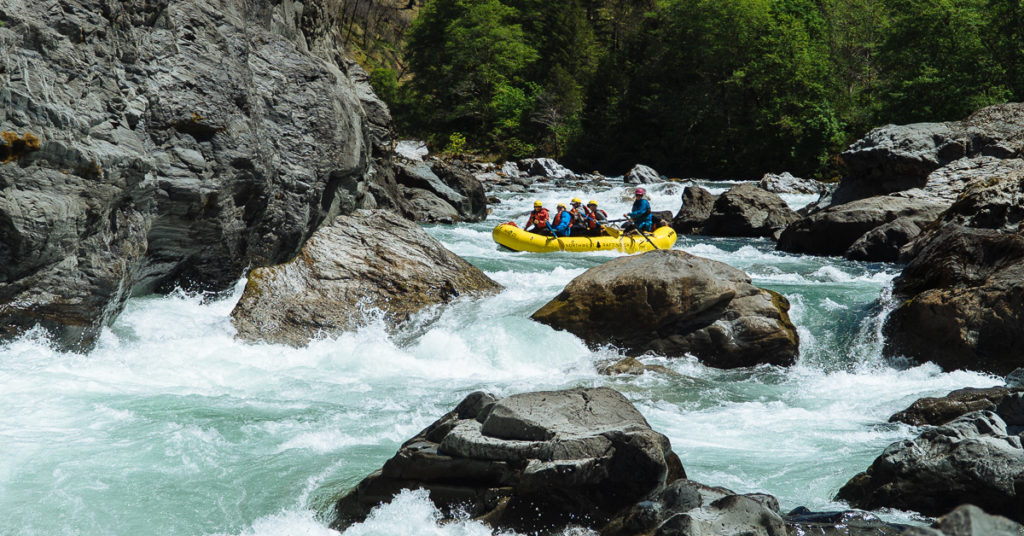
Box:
524 187 653 237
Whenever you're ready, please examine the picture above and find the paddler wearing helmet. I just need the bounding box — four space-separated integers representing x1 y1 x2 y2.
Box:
623 187 653 234
524 200 551 234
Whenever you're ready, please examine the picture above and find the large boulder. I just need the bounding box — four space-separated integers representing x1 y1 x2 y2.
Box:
331 387 686 533
776 194 946 258
903 504 1024 536
521 157 575 179
0 0 433 351
672 185 717 234
394 158 487 223
836 410 1024 522
530 250 798 368
230 210 501 345
758 171 829 194
844 217 922 263
836 103 1024 204
625 164 662 184
701 183 800 239
332 386 791 536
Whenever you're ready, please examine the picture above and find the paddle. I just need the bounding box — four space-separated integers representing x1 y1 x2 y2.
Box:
635 226 660 250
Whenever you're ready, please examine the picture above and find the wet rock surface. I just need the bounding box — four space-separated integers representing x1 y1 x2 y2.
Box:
672 185 717 235
230 210 501 346
889 387 1023 427
530 250 798 368
758 171 830 194
701 183 800 239
836 409 1024 522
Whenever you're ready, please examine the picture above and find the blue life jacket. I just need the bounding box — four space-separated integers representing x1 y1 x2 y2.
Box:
628 198 653 231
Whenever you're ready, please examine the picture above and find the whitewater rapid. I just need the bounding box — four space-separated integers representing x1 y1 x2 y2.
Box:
0 179 1000 535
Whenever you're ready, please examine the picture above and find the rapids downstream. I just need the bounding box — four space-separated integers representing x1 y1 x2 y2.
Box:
0 179 1001 535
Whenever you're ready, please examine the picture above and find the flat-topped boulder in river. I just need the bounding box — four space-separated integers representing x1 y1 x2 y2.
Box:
530 250 798 368
331 387 791 535
230 210 501 346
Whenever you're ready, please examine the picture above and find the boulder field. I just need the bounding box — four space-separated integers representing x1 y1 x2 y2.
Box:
531 250 798 368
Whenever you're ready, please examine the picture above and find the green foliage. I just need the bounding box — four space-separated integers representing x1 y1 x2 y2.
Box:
371 0 1021 178
445 132 468 153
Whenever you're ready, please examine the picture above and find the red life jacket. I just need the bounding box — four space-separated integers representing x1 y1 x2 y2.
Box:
527 208 549 228
586 208 608 229
552 209 571 227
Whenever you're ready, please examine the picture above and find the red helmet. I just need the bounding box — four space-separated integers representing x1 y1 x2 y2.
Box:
635 188 645 196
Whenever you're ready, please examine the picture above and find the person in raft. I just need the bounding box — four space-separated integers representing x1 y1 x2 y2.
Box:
568 197 590 236
585 200 608 235
622 187 653 234
550 203 573 237
524 200 550 234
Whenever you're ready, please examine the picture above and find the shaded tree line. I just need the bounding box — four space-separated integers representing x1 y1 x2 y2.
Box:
367 0 1024 179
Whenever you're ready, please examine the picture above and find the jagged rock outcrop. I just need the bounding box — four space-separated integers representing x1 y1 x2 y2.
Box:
758 171 829 194
332 386 792 536
836 408 1024 523
672 185 717 234
230 210 501 346
394 158 487 223
888 387 1022 427
701 183 800 239
836 103 1024 204
777 194 946 258
0 0 482 351
531 250 798 368
884 167 1024 374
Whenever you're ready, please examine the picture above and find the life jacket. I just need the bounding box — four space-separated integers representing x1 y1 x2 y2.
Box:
527 208 549 228
552 209 571 227
586 208 607 229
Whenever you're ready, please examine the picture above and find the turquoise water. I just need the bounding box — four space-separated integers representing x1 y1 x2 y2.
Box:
0 179 1000 535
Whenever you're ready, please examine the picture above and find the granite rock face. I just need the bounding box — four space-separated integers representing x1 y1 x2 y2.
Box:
625 164 662 184
758 171 829 194
0 0 396 350
230 210 501 346
836 103 1024 204
531 250 798 368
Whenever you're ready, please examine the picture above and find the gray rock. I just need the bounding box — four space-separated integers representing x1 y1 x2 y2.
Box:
777 195 946 257
702 183 800 239
393 159 486 223
531 250 799 368
500 161 521 178
625 164 661 184
836 103 1024 204
230 210 501 346
836 411 1024 522
672 186 717 235
522 157 574 179
784 507 909 535
844 217 922 262
921 157 1024 204
0 0 407 350
395 140 429 161
1007 369 1024 389
888 387 1022 427
758 171 829 194
330 387 685 534
925 504 1024 536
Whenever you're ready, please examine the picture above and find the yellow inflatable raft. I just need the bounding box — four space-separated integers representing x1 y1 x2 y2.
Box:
491 223 677 253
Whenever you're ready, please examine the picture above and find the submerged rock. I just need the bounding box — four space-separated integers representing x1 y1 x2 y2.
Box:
530 250 798 368
836 411 1024 522
230 210 501 346
701 183 800 239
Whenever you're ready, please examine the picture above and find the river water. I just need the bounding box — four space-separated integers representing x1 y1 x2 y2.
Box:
0 179 1001 535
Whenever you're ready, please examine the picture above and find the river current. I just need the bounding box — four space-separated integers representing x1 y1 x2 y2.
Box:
0 179 1000 535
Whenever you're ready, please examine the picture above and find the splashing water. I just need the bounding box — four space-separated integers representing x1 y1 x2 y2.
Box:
0 179 1000 535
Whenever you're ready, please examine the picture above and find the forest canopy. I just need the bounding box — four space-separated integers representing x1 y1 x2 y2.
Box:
356 0 1023 179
